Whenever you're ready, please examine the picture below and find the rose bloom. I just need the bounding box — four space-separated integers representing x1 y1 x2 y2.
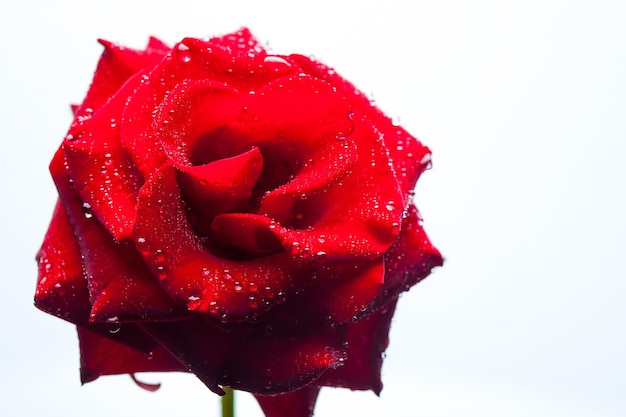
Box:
34 28 442 416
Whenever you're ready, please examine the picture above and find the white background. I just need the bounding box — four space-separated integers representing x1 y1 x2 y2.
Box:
1 1 625 416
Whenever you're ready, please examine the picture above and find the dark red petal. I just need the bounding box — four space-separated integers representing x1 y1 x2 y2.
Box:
254 386 321 417
364 205 443 316
78 326 186 384
133 165 298 319
316 299 398 394
140 316 346 395
130 374 161 392
77 38 167 116
252 259 385 330
211 213 283 256
50 147 188 323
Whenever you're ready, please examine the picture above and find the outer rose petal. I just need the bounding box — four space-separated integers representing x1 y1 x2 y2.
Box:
120 31 297 179
254 386 321 417
367 204 443 313
140 316 347 395
63 69 149 241
76 38 168 116
289 54 432 203
50 147 189 323
316 299 398 394
35 199 91 323
36 163 168 356
78 326 186 384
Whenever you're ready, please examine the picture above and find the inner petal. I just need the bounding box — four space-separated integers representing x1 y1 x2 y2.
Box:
176 147 264 236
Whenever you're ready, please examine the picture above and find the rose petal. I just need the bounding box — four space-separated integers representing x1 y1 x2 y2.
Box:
77 38 168 117
254 386 320 417
152 79 242 169
366 204 443 313
176 147 264 236
262 111 405 255
316 299 398 394
211 213 283 257
50 147 189 323
34 184 163 354
289 54 432 203
63 69 149 241
35 199 91 323
120 34 293 179
134 165 299 319
140 316 346 395
78 326 186 384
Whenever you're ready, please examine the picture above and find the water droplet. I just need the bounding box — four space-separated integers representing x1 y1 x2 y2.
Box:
290 242 300 256
176 42 192 63
233 282 243 293
208 301 219 314
385 201 395 211
155 249 165 263
187 295 203 311
65 133 75 141
81 202 93 219
106 317 121 334
264 286 275 299
315 251 328 263
248 297 258 309
156 266 167 280
249 282 258 293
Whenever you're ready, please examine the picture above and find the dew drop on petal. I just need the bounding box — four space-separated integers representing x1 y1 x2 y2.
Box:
187 295 203 311
176 43 192 63
156 266 167 280
155 249 165 264
248 296 258 309
105 317 121 334
81 202 93 219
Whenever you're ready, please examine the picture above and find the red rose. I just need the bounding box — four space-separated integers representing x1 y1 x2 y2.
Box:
35 28 442 416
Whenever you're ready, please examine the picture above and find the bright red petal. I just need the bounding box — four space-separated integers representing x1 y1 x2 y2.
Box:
133 165 298 319
77 38 168 116
50 147 189 323
35 199 90 323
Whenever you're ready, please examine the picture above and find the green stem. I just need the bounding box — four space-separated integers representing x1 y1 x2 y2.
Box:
221 387 235 417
